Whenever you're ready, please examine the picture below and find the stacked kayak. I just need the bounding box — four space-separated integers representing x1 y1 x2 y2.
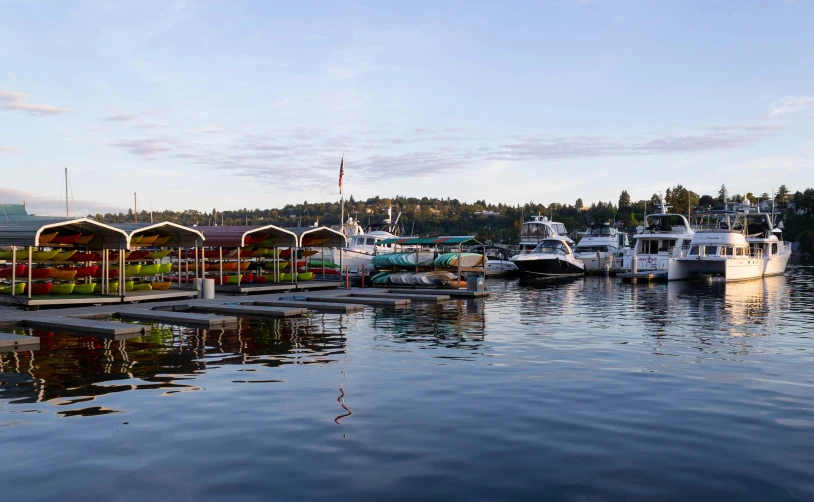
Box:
434 253 486 268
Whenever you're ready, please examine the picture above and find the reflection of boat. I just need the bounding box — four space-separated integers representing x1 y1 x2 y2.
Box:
573 223 629 272
513 237 585 279
623 195 695 273
669 210 763 282
517 216 573 254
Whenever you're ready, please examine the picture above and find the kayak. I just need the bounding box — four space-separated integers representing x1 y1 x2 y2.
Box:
31 268 52 279
133 283 152 291
136 264 161 275
0 265 26 277
224 273 254 284
32 250 60 261
29 282 53 295
51 233 83 244
63 266 98 277
158 263 172 274
309 268 341 276
298 272 314 281
279 249 318 259
50 269 78 280
0 250 28 260
130 235 143 245
110 264 141 275
125 251 152 261
54 250 77 261
146 250 171 260
68 252 101 262
308 260 340 268
73 283 97 295
91 268 119 278
244 234 269 246
137 234 159 245
50 283 75 295
74 234 95 245
0 283 25 295
301 236 330 247
153 236 171 246
38 231 59 244
125 280 134 291
240 262 251 270
152 281 171 290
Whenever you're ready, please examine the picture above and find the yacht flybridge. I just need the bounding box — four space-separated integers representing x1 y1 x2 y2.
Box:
623 197 695 273
668 210 763 282
736 199 791 277
572 223 630 272
517 216 573 254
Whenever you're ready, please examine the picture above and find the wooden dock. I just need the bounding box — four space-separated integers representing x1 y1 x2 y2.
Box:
0 332 40 352
191 304 307 318
215 281 340 296
350 292 451 303
251 300 364 314
21 317 146 340
117 309 238 328
386 289 490 298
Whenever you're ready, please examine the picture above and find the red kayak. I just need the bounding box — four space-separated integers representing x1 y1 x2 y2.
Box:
69 252 102 262
0 264 25 277
50 232 83 244
125 251 152 261
91 268 119 278
64 266 99 277
31 268 52 279
28 283 53 295
309 268 341 276
170 250 221 259
244 234 268 245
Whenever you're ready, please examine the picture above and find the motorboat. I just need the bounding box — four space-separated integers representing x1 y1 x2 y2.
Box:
668 210 763 282
572 223 630 272
516 216 573 254
737 199 791 276
513 237 585 279
470 245 518 277
623 196 695 273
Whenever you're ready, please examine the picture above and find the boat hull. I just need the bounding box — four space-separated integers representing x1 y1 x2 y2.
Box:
668 257 763 282
515 257 585 278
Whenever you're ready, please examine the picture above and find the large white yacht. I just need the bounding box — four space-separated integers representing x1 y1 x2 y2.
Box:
572 223 630 272
668 210 763 282
515 216 573 255
737 199 791 276
623 197 695 273
513 236 585 280
315 208 403 275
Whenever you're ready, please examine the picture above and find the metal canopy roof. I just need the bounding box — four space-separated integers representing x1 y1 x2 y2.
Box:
0 218 128 248
378 236 480 246
195 225 298 248
290 226 347 248
110 222 205 249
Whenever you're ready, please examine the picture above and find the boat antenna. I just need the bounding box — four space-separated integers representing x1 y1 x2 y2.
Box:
771 186 776 225
133 192 138 223
65 167 69 217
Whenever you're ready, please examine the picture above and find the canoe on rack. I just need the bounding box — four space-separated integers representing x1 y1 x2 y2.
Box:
153 236 171 246
152 281 171 290
50 283 75 295
136 264 161 275
67 252 101 262
137 234 159 245
125 251 152 261
29 282 53 295
91 268 119 279
130 235 143 245
38 231 59 244
244 234 269 245
0 250 28 260
74 234 95 245
31 268 52 279
54 250 77 261
50 269 78 280
224 273 254 284
158 263 172 273
63 266 98 277
32 250 60 261
73 283 97 295
133 283 152 291
110 264 141 275
146 250 171 260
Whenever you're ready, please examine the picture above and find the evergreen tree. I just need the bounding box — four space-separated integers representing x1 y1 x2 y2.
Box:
575 198 583 209
618 190 631 209
776 185 790 205
717 184 728 203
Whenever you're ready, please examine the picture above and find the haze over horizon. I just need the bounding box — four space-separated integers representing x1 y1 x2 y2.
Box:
1 0 813 217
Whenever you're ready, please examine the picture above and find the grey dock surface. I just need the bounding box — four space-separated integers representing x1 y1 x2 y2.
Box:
251 300 364 314
350 292 451 303
386 289 490 298
0 332 40 352
22 317 146 340
192 304 306 318
314 296 409 307
118 309 238 328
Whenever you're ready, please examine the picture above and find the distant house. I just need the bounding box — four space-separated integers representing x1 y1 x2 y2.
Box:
474 211 501 216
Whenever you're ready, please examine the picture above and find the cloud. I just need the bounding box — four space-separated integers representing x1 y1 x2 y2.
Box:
108 136 178 158
0 146 16 152
769 96 814 117
103 112 139 122
0 187 123 217
0 90 68 115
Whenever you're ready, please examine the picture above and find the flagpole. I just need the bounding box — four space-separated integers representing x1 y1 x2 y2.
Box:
339 155 345 234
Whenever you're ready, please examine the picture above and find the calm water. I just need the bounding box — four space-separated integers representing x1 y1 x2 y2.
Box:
2 266 814 500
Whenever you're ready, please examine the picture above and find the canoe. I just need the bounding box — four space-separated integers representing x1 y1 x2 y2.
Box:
38 231 59 244
133 283 152 291
73 283 97 295
136 264 161 275
54 250 77 261
63 266 98 277
0 250 28 260
0 265 26 277
152 281 171 290
137 234 159 245
32 250 60 261
108 280 119 291
67 252 101 262
91 268 119 278
256 248 281 257
31 268 52 279
130 235 143 245
125 251 152 261
146 250 171 260
51 233 82 244
0 283 25 295
74 234 95 245
297 272 314 281
110 264 141 275
50 269 78 280
158 263 172 273
50 283 75 295
243 234 268 245
29 282 53 295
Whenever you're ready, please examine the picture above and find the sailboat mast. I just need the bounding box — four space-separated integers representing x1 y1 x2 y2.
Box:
134 192 138 223
65 167 69 217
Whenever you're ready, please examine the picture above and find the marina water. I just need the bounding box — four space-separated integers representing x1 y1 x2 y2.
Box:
2 265 814 500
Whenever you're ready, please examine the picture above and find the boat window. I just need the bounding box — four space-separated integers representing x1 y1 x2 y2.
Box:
705 246 718 256
532 240 568 256
721 246 734 256
553 224 567 235
689 246 699 256
366 238 376 246
771 243 777 254
736 247 745 256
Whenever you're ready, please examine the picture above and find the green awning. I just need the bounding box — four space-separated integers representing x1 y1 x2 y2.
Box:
377 236 480 246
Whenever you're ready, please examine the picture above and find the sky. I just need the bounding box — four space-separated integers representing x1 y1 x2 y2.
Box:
1 0 813 217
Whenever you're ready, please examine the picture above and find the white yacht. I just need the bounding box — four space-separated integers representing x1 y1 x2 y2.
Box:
513 237 585 280
471 245 518 277
623 198 695 273
515 216 573 255
668 210 763 282
737 199 791 276
316 208 404 275
572 223 630 272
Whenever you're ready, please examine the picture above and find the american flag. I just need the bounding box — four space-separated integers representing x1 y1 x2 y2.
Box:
338 155 344 194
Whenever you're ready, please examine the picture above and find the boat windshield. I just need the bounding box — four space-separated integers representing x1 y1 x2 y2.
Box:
741 213 772 236
587 225 613 236
552 223 567 235
532 240 569 256
521 223 552 238
694 212 743 231
643 214 689 232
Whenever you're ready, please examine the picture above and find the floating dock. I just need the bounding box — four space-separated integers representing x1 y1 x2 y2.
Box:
22 317 146 340
191 304 307 318
251 300 364 314
214 281 340 295
117 309 238 328
386 289 490 298
311 296 410 308
0 332 40 352
350 292 452 303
